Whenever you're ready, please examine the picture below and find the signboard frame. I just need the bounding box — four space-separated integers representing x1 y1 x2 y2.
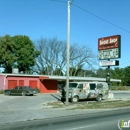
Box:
98 35 121 60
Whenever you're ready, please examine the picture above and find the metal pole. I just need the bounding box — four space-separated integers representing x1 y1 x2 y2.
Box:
66 1 71 105
107 59 110 90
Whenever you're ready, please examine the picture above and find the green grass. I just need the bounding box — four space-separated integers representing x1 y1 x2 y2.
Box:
73 100 130 109
110 86 130 90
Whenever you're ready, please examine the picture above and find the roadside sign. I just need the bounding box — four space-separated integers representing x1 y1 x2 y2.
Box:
98 35 121 60
99 60 119 67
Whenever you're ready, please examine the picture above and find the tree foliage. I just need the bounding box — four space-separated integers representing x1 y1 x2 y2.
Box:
95 66 130 86
0 35 16 72
0 35 40 73
12 35 40 73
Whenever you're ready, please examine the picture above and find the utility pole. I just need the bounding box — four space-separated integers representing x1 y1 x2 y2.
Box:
66 1 71 105
66 0 74 105
107 58 110 90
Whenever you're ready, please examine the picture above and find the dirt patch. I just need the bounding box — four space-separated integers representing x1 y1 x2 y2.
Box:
45 99 130 109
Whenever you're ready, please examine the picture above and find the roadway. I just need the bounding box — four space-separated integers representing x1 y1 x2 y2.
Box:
0 108 129 130
112 91 130 99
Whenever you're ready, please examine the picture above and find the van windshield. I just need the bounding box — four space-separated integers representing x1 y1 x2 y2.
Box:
69 83 78 88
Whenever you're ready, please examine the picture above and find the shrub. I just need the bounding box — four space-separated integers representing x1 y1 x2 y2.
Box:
0 90 4 94
110 86 130 90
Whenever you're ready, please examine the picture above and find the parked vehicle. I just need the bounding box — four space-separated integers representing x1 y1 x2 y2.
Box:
59 82 109 103
4 86 38 96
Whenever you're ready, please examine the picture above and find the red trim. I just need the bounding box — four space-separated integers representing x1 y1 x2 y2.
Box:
39 76 49 80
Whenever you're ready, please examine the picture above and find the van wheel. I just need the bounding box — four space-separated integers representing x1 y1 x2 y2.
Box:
96 95 102 102
71 96 79 103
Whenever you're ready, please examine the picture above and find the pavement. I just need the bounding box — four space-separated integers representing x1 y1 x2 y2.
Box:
110 90 130 93
0 92 130 125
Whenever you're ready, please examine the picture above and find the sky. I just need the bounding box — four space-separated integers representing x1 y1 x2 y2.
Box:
0 0 130 69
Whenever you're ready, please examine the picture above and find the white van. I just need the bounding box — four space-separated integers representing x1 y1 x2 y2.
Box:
59 82 109 103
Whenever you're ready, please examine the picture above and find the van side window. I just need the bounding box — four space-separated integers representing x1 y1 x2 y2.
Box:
90 84 96 90
97 83 103 89
78 84 83 89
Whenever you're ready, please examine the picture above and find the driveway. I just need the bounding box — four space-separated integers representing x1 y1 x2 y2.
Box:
0 94 59 124
0 93 59 109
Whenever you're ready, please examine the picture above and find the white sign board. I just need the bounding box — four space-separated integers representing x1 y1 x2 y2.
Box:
99 60 119 66
98 48 119 60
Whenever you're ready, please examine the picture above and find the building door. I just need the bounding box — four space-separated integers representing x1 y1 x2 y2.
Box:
29 80 37 89
8 80 17 89
19 80 24 86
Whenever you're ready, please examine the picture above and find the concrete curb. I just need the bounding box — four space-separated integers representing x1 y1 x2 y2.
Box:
108 92 114 99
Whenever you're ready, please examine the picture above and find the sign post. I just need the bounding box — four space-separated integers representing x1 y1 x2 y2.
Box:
98 35 121 60
98 35 121 90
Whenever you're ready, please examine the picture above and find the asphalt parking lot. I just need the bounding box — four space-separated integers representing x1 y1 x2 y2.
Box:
0 91 130 125
0 94 59 110
0 93 92 125
0 93 109 125
0 94 60 124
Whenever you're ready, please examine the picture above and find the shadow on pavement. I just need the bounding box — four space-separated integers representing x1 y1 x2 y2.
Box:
51 94 61 101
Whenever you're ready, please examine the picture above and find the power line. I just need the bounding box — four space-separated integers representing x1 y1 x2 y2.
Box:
120 61 130 66
51 1 130 67
72 4 130 34
51 0 67 3
70 0 74 4
71 4 130 67
51 1 130 34
51 0 74 4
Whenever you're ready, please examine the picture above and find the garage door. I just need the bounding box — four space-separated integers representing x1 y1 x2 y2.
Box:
29 80 37 89
19 80 24 86
8 80 17 89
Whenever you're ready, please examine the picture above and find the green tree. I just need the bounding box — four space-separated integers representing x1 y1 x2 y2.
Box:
122 66 130 86
96 68 107 78
0 35 40 73
110 67 123 85
12 35 40 73
0 35 17 73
